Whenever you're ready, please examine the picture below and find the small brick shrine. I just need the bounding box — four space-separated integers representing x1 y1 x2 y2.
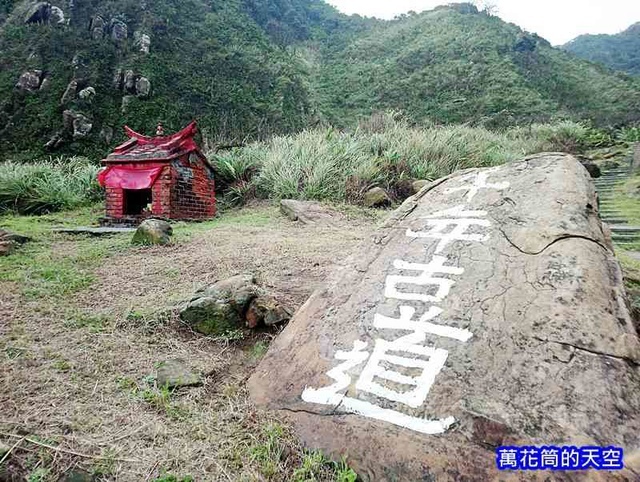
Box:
98 121 216 225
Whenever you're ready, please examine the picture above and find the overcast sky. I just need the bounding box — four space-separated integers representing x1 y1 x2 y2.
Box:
325 0 640 45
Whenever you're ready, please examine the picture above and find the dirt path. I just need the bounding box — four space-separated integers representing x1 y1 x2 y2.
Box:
0 203 381 481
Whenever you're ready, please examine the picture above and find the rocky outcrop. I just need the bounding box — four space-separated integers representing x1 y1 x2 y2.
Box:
78 86 96 102
135 76 150 98
114 69 151 99
24 2 64 24
60 80 78 105
131 219 172 245
133 31 151 54
89 15 106 40
15 70 44 92
62 109 92 139
249 153 640 481
109 19 128 42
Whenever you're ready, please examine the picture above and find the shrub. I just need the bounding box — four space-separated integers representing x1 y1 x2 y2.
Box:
0 157 102 214
209 115 590 203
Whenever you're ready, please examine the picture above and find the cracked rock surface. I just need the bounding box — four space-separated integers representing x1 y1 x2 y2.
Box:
249 154 640 481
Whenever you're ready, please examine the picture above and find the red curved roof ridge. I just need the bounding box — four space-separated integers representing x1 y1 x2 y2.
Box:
123 120 198 147
105 121 202 162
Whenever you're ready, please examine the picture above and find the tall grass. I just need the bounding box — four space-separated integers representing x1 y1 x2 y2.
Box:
0 157 102 215
211 115 589 203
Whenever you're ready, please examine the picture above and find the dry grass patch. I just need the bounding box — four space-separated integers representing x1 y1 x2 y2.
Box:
0 202 380 481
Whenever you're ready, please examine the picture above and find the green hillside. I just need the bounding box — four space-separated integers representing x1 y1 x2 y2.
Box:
313 5 640 128
1 1 640 158
563 23 640 76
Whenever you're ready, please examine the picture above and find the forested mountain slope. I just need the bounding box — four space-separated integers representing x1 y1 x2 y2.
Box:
0 0 639 158
314 4 640 128
563 22 640 76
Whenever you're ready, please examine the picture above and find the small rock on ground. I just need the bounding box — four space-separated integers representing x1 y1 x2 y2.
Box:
156 359 202 388
131 219 172 245
280 199 339 225
180 274 259 335
246 296 292 328
363 187 392 208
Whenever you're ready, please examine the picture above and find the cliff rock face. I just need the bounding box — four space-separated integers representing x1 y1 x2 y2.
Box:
0 0 317 157
249 153 640 481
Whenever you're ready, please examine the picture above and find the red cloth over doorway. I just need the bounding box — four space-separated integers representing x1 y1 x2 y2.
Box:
97 164 165 190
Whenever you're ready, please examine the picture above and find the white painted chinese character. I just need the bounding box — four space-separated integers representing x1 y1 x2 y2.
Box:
580 447 601 469
520 447 540 469
406 206 491 254
374 305 473 342
301 340 370 406
385 256 464 303
355 331 449 409
561 447 580 469
301 339 455 435
601 447 624 469
540 448 559 469
444 169 509 202
497 448 519 469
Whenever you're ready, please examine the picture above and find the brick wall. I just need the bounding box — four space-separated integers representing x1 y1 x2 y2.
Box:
170 154 216 219
152 166 172 217
105 187 124 219
104 155 215 223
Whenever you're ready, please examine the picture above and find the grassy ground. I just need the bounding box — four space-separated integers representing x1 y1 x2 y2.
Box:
0 202 382 481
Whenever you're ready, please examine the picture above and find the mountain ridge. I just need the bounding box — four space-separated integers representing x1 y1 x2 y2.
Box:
562 22 640 76
1 0 639 158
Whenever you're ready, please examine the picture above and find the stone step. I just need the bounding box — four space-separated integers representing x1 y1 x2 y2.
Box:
54 227 136 236
609 226 640 233
611 234 640 242
602 218 628 224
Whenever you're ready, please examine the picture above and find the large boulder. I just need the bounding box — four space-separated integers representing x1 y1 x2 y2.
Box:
90 15 106 40
180 274 259 335
135 76 151 98
109 19 128 42
78 86 96 102
62 110 92 139
133 31 151 54
49 5 64 24
131 219 172 245
363 186 391 208
24 2 51 23
60 80 78 105
15 70 43 92
123 70 136 92
280 199 339 225
249 154 640 481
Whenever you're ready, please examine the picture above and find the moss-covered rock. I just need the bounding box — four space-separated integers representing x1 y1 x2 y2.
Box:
179 274 259 335
131 219 172 245
363 187 391 208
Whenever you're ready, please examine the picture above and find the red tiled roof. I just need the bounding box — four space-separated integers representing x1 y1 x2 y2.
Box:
104 121 201 163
